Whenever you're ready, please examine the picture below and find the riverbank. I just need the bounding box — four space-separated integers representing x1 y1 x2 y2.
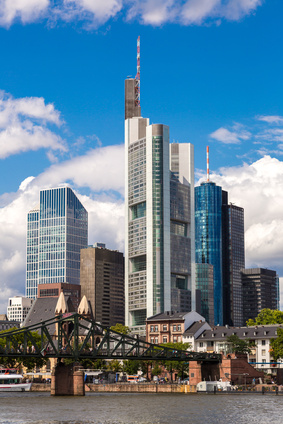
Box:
86 383 196 393
30 382 283 394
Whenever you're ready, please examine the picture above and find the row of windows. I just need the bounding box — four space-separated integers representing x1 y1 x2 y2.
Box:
149 324 182 332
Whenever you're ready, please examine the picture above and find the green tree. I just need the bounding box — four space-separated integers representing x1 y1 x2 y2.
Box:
270 328 283 361
160 342 191 381
246 309 283 326
0 327 48 369
110 323 130 335
151 363 162 377
226 335 251 354
107 359 122 373
122 359 140 375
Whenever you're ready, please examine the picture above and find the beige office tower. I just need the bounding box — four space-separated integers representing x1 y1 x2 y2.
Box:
125 112 171 335
125 76 196 335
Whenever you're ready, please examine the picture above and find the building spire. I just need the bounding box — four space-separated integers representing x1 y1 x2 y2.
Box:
135 36 140 108
207 146 210 182
124 37 142 120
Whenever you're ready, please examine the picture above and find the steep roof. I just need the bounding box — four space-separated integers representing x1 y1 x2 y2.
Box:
183 321 208 336
23 297 59 335
55 292 68 314
78 295 91 315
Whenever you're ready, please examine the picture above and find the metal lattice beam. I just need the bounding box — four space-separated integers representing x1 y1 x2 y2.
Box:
0 313 221 363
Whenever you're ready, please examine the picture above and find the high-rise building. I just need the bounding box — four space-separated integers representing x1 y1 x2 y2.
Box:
195 181 223 325
241 268 279 323
170 143 195 312
125 116 171 334
80 244 125 327
26 187 88 299
222 197 245 326
195 263 214 325
125 43 195 334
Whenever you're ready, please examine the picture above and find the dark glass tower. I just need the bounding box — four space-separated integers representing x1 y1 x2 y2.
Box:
195 182 223 325
26 187 88 299
222 198 245 326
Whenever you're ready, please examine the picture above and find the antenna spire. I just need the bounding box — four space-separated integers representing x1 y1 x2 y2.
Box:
135 36 140 108
207 146 210 182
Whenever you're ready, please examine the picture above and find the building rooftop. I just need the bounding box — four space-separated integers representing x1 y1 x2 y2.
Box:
146 311 191 322
196 325 283 341
183 321 208 336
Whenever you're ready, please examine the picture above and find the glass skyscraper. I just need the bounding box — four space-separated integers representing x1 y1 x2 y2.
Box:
222 200 245 326
195 182 223 325
125 79 195 335
26 187 88 299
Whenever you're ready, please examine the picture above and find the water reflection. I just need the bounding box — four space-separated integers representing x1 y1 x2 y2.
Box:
0 392 282 424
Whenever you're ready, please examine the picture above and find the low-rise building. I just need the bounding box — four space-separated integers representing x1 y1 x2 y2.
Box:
194 324 283 373
146 311 206 345
7 296 33 323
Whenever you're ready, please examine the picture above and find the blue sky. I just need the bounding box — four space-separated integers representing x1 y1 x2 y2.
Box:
0 0 283 311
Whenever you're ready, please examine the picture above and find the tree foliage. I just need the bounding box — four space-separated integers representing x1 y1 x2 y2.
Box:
226 335 251 354
246 309 283 326
122 359 140 375
110 323 131 335
107 359 122 373
150 363 162 377
160 342 191 379
270 328 283 361
0 327 48 369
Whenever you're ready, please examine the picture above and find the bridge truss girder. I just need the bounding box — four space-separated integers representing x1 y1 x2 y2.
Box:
0 313 221 363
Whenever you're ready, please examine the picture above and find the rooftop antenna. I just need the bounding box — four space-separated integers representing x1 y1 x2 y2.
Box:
135 36 140 108
207 146 210 182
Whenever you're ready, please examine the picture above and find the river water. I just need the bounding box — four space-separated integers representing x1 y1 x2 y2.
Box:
0 392 282 424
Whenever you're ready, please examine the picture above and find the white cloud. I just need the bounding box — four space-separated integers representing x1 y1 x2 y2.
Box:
0 0 263 28
181 0 220 25
0 92 66 159
205 155 283 279
210 125 251 144
0 144 125 313
222 0 262 21
0 0 49 27
127 0 177 25
258 115 283 124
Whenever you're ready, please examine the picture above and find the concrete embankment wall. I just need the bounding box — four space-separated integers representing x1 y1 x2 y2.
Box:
86 384 197 393
31 383 197 393
31 383 51 392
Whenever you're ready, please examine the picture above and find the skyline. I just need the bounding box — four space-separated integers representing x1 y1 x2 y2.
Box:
0 0 283 312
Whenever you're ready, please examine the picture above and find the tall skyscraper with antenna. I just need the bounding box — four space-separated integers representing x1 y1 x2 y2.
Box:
195 147 245 326
125 38 195 334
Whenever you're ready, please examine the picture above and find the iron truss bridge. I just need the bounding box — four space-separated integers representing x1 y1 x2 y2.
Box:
0 313 221 363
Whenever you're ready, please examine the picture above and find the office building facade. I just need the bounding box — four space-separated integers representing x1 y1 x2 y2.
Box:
195 181 223 325
37 282 81 310
241 268 279 323
80 244 125 327
26 187 88 299
7 296 33 323
222 199 245 326
195 263 214 325
125 115 171 334
170 143 195 312
125 71 196 334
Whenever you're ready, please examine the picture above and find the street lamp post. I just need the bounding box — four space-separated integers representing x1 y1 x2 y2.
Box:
243 373 249 391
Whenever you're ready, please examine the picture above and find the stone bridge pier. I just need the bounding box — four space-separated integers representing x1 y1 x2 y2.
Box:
51 362 85 396
189 361 220 386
